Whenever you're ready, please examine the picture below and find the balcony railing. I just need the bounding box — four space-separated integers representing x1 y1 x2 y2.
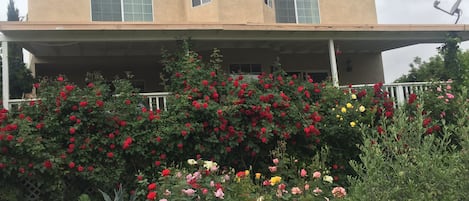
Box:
7 82 445 111
346 81 448 106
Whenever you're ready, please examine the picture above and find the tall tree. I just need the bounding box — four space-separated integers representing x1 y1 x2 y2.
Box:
395 33 467 86
0 0 34 99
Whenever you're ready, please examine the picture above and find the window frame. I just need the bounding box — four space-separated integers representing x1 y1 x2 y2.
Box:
275 0 320 24
229 64 263 75
91 0 154 22
192 0 212 8
264 0 273 8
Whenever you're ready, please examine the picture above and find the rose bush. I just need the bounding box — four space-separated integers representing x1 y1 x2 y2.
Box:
1 44 466 200
0 74 162 200
133 141 347 201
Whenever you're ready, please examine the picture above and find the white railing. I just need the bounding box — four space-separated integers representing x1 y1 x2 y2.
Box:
140 92 170 111
7 82 447 110
8 92 171 111
346 82 447 106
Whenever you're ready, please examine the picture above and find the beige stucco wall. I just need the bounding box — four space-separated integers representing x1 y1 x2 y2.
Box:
28 0 375 24
28 0 91 22
154 0 187 23
318 0 378 24
27 0 276 24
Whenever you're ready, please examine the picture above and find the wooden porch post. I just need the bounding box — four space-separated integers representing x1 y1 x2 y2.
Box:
328 39 339 87
1 41 9 109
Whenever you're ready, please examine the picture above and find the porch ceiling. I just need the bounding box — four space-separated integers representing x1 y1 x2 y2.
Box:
1 23 468 57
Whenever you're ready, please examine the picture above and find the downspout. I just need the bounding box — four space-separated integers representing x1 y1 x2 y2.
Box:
328 39 339 87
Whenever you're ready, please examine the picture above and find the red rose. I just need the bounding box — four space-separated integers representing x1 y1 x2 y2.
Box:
119 121 127 127
68 162 76 169
298 86 304 92
79 101 88 107
181 130 188 137
202 80 209 86
96 100 104 107
154 160 161 166
137 175 144 181
57 76 64 82
161 169 171 177
146 191 157 200
124 99 131 105
87 83 94 88
33 83 40 88
6 134 14 141
77 165 84 172
69 115 77 122
69 127 76 135
87 166 94 172
107 152 114 158
43 160 53 169
65 85 75 92
148 183 157 191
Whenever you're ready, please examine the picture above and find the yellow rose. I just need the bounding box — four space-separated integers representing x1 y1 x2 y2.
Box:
245 170 250 176
203 161 217 170
270 176 282 186
323 175 333 183
351 94 357 100
359 105 366 112
341 107 347 113
350 121 356 127
346 103 353 109
187 159 197 165
255 173 261 179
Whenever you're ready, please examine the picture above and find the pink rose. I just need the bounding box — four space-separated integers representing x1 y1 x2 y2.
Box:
313 171 321 179
269 166 277 173
272 158 279 165
214 188 224 199
313 187 323 194
300 169 307 177
332 187 347 198
182 189 196 196
291 187 302 195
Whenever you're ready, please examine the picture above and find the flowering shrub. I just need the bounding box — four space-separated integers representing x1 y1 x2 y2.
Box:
347 89 469 200
0 75 161 199
159 45 398 185
2 44 465 200
133 141 347 201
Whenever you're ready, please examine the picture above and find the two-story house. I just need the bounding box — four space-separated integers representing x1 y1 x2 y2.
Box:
1 0 468 108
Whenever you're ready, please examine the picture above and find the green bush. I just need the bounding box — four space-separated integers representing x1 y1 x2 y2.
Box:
346 89 469 200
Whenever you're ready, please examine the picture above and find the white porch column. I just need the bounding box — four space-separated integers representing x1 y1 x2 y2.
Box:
328 39 339 87
2 41 9 109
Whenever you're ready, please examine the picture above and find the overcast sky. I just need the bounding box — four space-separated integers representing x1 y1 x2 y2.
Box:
1 0 468 83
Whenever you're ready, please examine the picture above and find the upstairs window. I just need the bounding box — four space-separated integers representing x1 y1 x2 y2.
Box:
264 0 273 7
91 0 153 22
192 0 211 7
275 0 320 24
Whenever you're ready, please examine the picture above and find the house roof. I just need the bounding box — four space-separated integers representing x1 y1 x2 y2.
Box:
1 22 468 56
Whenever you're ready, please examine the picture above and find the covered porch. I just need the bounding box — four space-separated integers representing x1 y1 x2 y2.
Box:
1 23 469 109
